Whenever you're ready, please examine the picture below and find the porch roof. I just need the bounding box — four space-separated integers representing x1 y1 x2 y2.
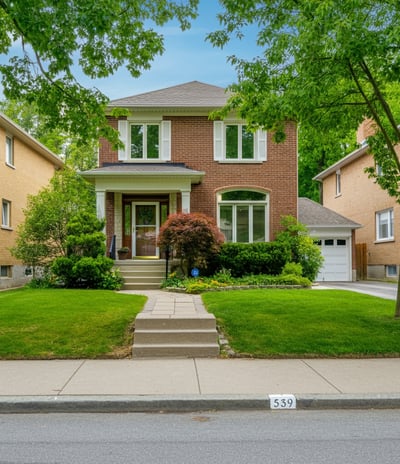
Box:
81 163 205 184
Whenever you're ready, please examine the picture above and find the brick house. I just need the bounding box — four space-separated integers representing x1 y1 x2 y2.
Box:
82 81 298 261
0 113 63 289
314 121 400 280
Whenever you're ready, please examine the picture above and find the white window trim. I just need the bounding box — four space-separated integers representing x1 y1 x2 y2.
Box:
214 121 267 162
335 170 341 196
1 199 11 229
376 208 394 242
5 135 14 167
118 120 171 161
217 190 270 243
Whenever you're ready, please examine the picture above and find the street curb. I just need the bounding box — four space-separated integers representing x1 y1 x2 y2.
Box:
1 394 400 413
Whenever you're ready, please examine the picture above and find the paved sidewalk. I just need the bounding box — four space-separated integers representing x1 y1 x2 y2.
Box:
1 358 400 412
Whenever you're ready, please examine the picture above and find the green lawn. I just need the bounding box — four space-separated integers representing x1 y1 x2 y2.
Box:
202 289 400 357
0 288 146 359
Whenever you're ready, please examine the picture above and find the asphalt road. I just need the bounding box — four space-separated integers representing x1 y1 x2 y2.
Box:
1 410 400 464
318 280 397 300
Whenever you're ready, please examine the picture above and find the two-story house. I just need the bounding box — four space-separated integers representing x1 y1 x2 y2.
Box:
82 81 298 261
0 113 64 289
314 121 400 280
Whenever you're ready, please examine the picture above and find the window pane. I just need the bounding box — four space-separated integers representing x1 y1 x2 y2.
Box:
252 205 265 242
242 126 254 159
220 205 233 241
236 205 249 242
324 239 334 246
226 125 238 159
5 136 13 165
377 210 393 240
147 125 159 159
130 125 143 158
221 190 266 201
124 204 131 235
2 201 9 226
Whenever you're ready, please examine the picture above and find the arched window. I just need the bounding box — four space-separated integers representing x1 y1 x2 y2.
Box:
217 190 269 243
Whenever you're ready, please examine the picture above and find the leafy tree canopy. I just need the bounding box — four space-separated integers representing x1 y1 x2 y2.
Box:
0 99 97 170
0 0 198 147
209 0 400 198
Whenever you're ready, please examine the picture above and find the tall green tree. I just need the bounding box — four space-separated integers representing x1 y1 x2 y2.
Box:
209 0 400 317
11 168 95 273
0 0 198 146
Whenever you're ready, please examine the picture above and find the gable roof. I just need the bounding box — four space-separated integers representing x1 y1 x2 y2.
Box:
313 144 369 181
0 112 63 167
298 197 361 229
107 81 230 110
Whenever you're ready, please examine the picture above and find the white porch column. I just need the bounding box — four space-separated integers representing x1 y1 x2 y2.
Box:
181 190 191 213
96 189 106 220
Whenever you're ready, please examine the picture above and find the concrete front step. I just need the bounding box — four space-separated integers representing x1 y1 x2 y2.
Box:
132 343 220 358
116 259 166 290
134 329 218 344
134 315 217 330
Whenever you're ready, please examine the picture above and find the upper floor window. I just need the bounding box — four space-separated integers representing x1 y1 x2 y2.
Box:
335 170 341 196
130 124 159 159
5 135 14 166
218 189 269 243
1 199 11 228
376 208 394 241
118 120 171 161
214 121 267 162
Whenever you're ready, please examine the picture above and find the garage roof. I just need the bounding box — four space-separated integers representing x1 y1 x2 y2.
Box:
298 197 361 229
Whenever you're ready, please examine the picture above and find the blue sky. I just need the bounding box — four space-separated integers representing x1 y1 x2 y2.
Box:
81 0 261 100
0 0 261 101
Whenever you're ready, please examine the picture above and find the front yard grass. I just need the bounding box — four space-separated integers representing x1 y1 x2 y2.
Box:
0 288 146 359
202 289 400 357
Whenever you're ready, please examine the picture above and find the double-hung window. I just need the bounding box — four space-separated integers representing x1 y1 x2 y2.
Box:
118 120 171 161
130 123 160 159
376 208 394 241
5 135 13 166
218 190 269 243
214 121 267 162
1 199 11 228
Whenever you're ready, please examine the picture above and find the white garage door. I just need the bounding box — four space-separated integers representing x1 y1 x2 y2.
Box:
316 238 350 282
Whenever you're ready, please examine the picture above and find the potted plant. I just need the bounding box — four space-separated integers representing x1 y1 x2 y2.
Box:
117 247 130 260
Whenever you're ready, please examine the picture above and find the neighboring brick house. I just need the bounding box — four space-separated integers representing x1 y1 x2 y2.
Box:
0 113 63 289
314 121 400 280
82 81 298 258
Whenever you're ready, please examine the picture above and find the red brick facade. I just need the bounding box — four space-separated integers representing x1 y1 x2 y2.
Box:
99 116 297 242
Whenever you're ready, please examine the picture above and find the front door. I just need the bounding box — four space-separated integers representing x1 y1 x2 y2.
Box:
132 203 159 257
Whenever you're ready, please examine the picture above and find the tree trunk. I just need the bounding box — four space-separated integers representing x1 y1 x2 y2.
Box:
395 273 400 319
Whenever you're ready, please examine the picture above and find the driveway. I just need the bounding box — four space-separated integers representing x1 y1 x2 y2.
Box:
316 281 397 300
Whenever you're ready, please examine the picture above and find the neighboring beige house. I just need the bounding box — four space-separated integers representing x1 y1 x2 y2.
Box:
314 122 400 280
0 113 63 289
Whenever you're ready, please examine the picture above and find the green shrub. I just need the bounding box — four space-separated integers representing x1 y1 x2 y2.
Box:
216 242 290 277
282 262 303 277
276 216 324 281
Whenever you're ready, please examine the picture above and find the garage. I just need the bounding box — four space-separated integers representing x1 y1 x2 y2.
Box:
316 237 351 281
298 198 361 282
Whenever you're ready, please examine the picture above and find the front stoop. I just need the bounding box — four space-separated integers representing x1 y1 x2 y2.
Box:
132 294 220 358
115 259 166 290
